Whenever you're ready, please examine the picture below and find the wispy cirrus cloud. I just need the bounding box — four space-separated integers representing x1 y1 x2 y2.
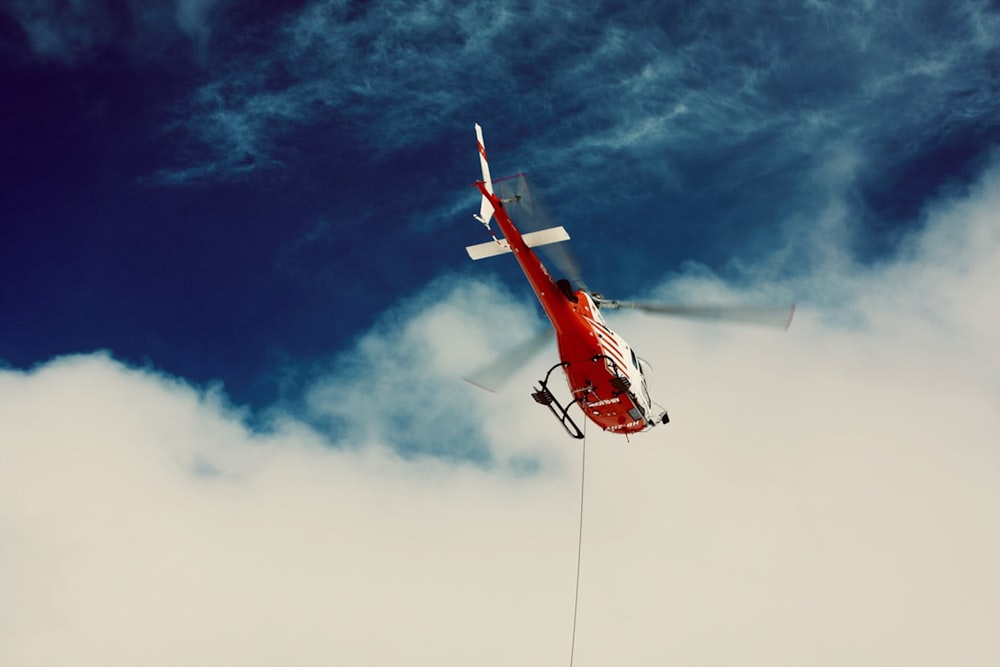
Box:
4 0 115 64
4 0 228 64
22 0 991 198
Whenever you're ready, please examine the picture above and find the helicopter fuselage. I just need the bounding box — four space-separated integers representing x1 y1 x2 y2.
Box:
474 182 656 435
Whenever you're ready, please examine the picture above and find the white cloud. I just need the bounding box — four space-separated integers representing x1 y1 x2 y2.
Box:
2 159 999 665
0 353 581 666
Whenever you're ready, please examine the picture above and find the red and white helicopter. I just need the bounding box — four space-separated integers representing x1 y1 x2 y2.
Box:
466 123 794 438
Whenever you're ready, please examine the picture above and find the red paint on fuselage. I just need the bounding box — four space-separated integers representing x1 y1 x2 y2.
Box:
475 182 650 435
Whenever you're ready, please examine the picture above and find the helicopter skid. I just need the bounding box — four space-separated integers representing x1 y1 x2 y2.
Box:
532 362 585 440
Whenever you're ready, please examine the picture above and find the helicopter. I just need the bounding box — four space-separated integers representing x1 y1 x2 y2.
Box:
465 123 794 439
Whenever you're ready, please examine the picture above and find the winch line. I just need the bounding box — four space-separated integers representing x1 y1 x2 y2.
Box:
569 418 587 667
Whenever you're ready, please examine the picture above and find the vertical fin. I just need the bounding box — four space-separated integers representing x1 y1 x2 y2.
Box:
474 123 495 226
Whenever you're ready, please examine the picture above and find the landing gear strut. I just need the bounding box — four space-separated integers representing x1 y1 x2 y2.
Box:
532 362 585 439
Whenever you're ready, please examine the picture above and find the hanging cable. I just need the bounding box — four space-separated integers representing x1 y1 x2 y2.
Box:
569 418 587 667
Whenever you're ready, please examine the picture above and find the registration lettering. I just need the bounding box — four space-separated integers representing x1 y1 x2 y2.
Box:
606 419 644 432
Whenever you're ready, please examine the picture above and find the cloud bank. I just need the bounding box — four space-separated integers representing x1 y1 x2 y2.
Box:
2 147 998 666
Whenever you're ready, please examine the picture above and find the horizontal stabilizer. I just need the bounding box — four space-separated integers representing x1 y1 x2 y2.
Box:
466 226 570 260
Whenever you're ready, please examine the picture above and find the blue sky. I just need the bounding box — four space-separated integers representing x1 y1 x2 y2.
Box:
2 1 999 664
4 0 997 413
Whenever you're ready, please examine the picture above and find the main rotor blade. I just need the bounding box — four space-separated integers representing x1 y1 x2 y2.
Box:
463 328 554 392
498 174 589 291
601 300 796 329
540 241 589 292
